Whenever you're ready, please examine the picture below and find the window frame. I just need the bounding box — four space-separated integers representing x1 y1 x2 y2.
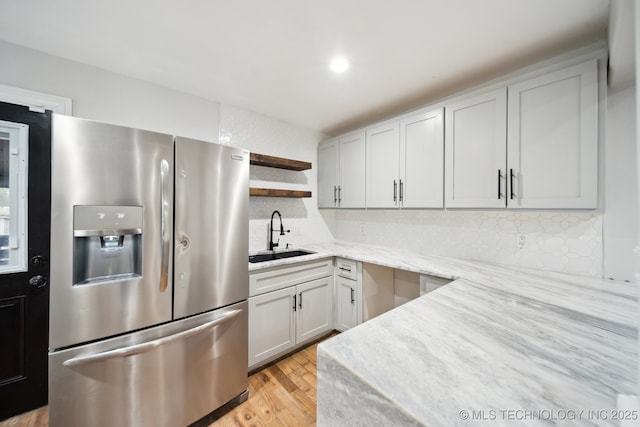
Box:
0 120 29 274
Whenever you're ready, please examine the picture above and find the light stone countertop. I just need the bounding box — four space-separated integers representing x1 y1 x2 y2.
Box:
250 241 638 426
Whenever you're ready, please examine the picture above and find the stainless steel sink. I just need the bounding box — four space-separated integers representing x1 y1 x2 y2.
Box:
248 250 315 263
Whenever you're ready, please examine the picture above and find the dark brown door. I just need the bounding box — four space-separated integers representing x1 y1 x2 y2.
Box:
0 102 51 420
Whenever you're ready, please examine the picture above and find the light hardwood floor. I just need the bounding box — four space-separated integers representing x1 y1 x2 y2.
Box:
0 334 333 427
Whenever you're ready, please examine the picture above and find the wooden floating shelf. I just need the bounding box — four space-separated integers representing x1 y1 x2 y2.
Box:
249 188 312 198
250 153 312 171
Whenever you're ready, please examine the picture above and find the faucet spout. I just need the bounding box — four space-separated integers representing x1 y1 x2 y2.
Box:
269 210 283 251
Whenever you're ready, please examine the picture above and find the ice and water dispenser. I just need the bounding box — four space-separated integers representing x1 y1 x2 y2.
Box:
73 206 143 285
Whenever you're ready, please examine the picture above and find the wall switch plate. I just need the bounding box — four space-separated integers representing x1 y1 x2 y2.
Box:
517 234 527 249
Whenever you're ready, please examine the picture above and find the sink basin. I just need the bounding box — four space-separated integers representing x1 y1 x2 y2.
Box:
249 250 315 263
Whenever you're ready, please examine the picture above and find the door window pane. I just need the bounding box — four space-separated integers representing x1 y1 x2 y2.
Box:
0 121 28 273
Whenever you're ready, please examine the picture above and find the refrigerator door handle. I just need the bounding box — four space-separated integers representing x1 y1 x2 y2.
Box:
159 159 170 292
62 308 242 368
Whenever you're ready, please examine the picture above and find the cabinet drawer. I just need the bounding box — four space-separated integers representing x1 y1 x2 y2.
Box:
336 258 358 280
250 259 333 297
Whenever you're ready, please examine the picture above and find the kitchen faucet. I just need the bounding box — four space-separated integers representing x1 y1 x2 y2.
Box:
268 210 289 251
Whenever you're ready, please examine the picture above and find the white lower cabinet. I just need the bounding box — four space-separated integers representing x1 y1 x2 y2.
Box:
335 276 357 331
248 287 296 368
296 278 333 344
248 261 333 370
248 257 455 369
334 258 362 332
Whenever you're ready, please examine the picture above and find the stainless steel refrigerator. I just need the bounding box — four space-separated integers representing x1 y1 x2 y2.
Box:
48 115 249 427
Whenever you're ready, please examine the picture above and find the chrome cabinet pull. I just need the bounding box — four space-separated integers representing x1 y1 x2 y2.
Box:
399 179 404 203
334 186 337 204
497 169 502 200
338 186 342 203
393 180 397 202
338 266 351 272
159 159 170 292
63 309 242 367
350 288 355 304
293 294 297 311
298 292 302 309
510 169 515 200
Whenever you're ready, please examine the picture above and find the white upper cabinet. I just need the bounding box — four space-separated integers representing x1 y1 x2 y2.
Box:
445 88 507 208
319 50 601 211
318 138 339 208
366 121 400 208
366 109 444 209
338 132 366 208
400 108 444 208
507 60 598 209
318 132 365 208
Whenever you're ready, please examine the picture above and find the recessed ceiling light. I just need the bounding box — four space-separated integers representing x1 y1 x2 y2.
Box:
329 57 350 73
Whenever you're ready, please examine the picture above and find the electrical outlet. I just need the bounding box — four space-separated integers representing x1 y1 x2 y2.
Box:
517 234 527 249
359 223 366 237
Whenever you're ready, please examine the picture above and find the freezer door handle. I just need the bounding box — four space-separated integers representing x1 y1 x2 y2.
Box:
159 159 170 292
62 308 242 367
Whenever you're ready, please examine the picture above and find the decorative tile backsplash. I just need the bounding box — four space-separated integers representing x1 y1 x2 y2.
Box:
323 209 603 278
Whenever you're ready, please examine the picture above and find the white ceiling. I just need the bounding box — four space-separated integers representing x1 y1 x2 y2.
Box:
0 0 609 135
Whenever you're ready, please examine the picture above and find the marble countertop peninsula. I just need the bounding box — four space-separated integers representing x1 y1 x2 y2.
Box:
254 241 638 426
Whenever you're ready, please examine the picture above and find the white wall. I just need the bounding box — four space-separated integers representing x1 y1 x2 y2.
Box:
0 40 333 254
218 105 333 252
604 85 637 282
0 40 219 141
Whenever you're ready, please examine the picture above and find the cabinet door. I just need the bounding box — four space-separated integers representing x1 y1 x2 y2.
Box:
318 138 339 208
445 88 507 208
339 132 366 208
400 108 444 208
366 121 399 208
335 277 357 331
248 287 296 369
507 60 598 208
296 277 333 345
